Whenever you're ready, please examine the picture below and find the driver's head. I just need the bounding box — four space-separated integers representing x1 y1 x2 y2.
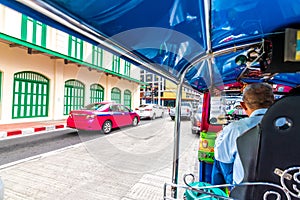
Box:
242 83 274 111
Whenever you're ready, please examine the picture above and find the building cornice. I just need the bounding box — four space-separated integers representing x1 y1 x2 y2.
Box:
0 32 148 86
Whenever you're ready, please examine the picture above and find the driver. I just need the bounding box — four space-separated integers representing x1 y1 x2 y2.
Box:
211 83 274 185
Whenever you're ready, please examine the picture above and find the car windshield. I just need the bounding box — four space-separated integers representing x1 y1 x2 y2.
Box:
181 102 191 107
82 103 106 111
196 109 202 114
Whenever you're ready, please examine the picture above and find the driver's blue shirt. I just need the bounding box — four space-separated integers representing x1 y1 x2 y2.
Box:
214 108 267 184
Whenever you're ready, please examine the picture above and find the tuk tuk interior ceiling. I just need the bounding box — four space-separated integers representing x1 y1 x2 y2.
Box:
2 0 300 91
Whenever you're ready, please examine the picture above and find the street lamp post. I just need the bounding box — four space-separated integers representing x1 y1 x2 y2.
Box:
151 87 154 103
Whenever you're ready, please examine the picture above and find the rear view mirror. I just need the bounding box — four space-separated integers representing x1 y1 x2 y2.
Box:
209 117 217 124
235 55 247 66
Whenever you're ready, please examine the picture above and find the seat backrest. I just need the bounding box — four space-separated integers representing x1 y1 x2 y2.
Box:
230 95 300 199
229 124 261 199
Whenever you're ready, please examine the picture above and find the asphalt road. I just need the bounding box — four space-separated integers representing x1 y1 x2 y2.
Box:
0 118 157 166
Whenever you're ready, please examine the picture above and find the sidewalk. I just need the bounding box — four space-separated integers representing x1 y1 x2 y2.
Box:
0 119 67 139
0 119 200 200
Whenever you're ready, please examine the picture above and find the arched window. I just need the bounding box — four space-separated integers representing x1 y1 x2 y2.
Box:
90 84 104 103
111 87 121 103
64 79 85 115
124 90 132 109
12 71 49 118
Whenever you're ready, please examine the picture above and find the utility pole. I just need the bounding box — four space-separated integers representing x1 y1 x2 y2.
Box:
151 87 154 103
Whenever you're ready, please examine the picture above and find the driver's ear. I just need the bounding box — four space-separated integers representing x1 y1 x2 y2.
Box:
240 101 247 111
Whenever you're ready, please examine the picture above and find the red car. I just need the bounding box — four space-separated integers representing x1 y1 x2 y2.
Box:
67 102 140 134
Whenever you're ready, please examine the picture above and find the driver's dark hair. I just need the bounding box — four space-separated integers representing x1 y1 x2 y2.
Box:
242 83 274 110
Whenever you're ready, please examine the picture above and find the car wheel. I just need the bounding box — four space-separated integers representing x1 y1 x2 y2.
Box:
102 120 112 134
152 114 156 120
132 117 138 126
171 116 175 120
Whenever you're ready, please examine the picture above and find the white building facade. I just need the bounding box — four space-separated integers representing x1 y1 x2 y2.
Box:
0 5 144 124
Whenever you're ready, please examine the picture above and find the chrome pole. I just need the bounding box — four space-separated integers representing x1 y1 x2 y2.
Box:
171 54 208 198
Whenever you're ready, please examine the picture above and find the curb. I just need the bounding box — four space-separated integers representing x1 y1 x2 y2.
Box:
0 124 66 139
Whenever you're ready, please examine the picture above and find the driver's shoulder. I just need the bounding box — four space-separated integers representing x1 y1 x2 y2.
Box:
225 117 251 131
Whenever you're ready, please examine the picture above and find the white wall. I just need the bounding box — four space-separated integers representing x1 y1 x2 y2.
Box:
130 65 141 80
3 7 22 39
54 31 69 56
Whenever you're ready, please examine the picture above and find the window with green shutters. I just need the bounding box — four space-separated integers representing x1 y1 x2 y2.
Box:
124 90 132 109
90 84 104 103
64 79 85 115
112 55 120 73
68 36 83 60
21 15 47 47
92 46 103 67
12 72 49 119
124 61 131 76
111 87 121 103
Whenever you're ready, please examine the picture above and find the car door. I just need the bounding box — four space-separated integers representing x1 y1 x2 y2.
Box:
109 104 123 127
119 105 131 125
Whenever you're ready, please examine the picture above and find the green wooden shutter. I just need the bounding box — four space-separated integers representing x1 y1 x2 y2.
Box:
68 36 83 60
12 72 49 118
21 15 47 47
124 61 131 76
64 79 85 115
124 90 131 109
111 87 121 103
90 84 104 103
112 55 120 73
92 46 103 67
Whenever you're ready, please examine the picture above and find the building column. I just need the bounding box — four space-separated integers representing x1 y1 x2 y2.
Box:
52 60 65 119
105 74 110 101
0 70 14 123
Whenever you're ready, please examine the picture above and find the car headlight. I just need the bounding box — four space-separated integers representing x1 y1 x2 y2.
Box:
86 114 96 119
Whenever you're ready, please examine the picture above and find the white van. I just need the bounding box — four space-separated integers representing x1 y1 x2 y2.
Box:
169 102 192 120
